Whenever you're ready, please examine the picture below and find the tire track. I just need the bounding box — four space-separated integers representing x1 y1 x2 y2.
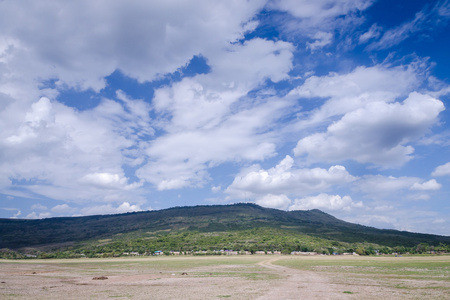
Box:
256 257 351 300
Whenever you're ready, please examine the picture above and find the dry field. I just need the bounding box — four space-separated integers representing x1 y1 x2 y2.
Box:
0 255 449 299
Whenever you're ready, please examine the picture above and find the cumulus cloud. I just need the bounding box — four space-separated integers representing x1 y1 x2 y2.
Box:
289 193 362 211
345 214 399 230
0 94 148 202
226 155 355 199
0 0 266 91
0 0 280 200
79 172 142 190
25 212 52 219
267 0 373 52
31 204 48 211
294 92 444 167
211 185 222 193
51 204 77 214
343 207 450 235
410 179 442 191
354 175 441 202
0 0 448 233
138 99 287 190
6 98 55 144
355 175 419 196
152 39 293 132
306 31 333 52
432 162 450 176
136 38 294 190
289 64 425 129
80 202 143 216
255 194 291 210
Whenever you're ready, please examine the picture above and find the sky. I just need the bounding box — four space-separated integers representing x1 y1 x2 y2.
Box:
1 0 450 236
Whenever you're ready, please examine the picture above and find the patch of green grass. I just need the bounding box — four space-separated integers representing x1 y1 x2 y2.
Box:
394 284 450 290
191 271 279 280
274 255 450 290
343 291 353 294
274 256 450 275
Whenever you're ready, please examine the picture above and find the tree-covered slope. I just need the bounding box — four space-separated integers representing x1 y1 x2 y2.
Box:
0 203 449 251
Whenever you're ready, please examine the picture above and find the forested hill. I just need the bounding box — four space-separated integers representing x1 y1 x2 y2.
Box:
1 203 449 252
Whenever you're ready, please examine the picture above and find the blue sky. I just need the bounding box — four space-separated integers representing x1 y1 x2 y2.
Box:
1 0 449 235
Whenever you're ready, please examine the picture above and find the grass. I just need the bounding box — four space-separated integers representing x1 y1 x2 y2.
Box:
274 255 450 296
1 255 449 299
193 271 279 280
273 255 450 276
0 255 263 269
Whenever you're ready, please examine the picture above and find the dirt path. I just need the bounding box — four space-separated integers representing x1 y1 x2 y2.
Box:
256 257 353 300
1 257 448 299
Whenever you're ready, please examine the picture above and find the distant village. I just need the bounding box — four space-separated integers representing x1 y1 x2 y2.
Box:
119 250 362 256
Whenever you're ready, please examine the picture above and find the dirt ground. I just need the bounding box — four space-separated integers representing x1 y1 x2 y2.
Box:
0 256 448 299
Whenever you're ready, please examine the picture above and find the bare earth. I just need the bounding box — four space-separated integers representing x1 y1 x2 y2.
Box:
0 256 449 299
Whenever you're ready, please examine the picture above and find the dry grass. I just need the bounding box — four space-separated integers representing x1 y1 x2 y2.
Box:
0 255 449 299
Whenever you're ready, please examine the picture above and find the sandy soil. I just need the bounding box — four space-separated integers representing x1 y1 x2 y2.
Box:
0 256 448 299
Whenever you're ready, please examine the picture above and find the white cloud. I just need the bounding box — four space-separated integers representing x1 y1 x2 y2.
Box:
31 204 48 211
211 185 222 193
152 39 293 132
343 208 450 235
410 179 442 191
0 0 281 200
136 38 294 190
79 173 127 189
5 97 58 146
307 31 333 52
226 155 355 199
373 205 394 212
0 94 148 202
367 11 426 51
0 0 448 235
294 92 444 167
51 204 76 214
433 218 445 224
408 194 431 201
432 162 450 176
358 24 382 43
354 175 441 202
79 172 142 190
267 0 373 49
356 175 418 196
289 193 362 211
25 212 52 219
345 214 398 230
256 194 291 210
206 39 294 89
269 0 372 26
367 1 450 51
290 64 425 129
0 0 266 92
80 202 142 216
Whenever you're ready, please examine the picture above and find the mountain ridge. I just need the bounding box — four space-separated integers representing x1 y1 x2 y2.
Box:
1 203 449 254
